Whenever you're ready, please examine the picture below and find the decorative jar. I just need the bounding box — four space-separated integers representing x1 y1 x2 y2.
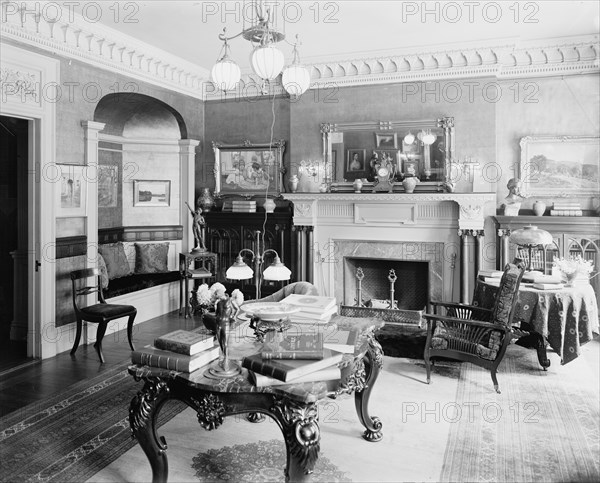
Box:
289 175 299 193
353 178 363 193
533 200 546 217
402 176 419 193
198 188 215 212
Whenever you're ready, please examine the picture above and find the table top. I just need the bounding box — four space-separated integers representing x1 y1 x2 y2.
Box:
129 315 384 404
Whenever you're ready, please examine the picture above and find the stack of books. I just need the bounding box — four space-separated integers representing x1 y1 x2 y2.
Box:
522 272 564 289
550 201 582 217
279 294 338 324
131 329 219 373
478 269 504 284
231 200 256 213
243 329 347 387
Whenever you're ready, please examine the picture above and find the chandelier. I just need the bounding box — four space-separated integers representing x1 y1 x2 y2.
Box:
210 1 310 97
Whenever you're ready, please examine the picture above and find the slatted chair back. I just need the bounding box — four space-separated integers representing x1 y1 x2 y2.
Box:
70 268 105 312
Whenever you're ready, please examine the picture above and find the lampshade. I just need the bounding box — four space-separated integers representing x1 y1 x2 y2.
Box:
263 255 291 281
509 225 553 246
251 45 285 80
403 132 415 145
211 58 241 91
282 63 310 97
225 255 254 280
421 130 436 145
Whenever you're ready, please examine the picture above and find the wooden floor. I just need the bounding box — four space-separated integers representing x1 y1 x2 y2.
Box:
0 311 200 417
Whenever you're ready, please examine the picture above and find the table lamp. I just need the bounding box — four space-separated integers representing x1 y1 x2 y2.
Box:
509 225 553 272
226 231 291 299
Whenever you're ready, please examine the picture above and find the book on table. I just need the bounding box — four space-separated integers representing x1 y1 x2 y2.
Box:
532 282 565 290
261 331 324 360
132 344 220 373
478 270 503 278
154 329 215 355
279 294 337 314
323 328 358 354
249 365 341 387
242 349 344 382
288 305 338 325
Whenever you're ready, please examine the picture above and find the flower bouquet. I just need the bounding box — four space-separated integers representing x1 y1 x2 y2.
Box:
190 282 244 331
553 256 594 286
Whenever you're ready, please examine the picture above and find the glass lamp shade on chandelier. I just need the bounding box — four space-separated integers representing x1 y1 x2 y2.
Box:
403 129 436 146
210 1 311 97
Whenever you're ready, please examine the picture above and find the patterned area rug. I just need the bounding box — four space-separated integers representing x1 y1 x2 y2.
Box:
441 344 600 482
0 362 185 483
191 439 350 482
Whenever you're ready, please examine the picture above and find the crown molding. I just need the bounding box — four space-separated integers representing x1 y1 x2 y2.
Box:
0 1 208 100
205 35 599 101
2 4 596 103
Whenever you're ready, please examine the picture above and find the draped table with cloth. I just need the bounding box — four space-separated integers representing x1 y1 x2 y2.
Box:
474 280 599 365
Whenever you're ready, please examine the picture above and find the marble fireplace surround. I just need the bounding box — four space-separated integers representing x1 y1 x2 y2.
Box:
283 193 497 302
336 241 444 308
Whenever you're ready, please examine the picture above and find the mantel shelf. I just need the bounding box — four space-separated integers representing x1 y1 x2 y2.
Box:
283 192 496 230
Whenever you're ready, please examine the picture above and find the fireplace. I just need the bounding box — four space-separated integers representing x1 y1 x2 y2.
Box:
344 258 429 310
283 192 496 304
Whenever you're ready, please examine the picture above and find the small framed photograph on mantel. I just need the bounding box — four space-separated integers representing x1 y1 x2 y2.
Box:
345 149 368 180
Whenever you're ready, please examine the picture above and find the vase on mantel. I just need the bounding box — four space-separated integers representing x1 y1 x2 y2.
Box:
198 188 215 212
353 178 363 193
288 175 299 193
402 176 419 193
533 200 546 216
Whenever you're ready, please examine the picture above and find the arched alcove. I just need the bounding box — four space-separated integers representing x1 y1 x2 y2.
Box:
94 93 187 139
92 94 190 231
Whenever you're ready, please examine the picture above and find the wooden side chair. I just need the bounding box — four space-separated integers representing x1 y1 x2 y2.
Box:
70 268 137 363
423 262 525 393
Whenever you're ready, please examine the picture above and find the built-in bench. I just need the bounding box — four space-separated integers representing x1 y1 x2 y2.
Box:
98 226 183 332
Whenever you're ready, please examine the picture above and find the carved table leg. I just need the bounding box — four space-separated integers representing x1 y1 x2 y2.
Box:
272 398 320 482
355 332 384 442
514 323 551 370
129 379 171 483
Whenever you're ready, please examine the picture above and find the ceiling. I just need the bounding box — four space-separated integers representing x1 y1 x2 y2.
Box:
85 1 599 72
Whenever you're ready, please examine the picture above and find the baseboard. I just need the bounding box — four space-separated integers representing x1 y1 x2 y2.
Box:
85 281 179 344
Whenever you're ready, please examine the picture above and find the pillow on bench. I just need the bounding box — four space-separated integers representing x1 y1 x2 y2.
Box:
135 242 169 274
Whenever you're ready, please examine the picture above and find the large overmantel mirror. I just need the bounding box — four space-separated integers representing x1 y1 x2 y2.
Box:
321 117 454 192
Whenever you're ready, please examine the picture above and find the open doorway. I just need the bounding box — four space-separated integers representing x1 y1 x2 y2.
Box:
0 115 31 371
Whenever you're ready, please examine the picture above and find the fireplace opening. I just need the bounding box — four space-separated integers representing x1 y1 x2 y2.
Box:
344 257 429 310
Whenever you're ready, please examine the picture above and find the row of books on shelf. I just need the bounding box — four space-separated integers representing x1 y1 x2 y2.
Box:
550 201 582 217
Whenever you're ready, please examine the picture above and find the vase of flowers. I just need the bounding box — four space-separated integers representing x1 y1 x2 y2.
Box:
553 256 594 287
191 282 244 332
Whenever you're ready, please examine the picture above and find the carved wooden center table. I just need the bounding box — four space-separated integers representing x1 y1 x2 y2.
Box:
128 316 384 482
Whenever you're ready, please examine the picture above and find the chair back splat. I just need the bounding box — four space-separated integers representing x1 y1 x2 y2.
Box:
69 268 137 363
423 262 525 394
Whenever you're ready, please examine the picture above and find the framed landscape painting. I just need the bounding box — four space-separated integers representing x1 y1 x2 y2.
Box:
519 135 600 197
133 180 171 207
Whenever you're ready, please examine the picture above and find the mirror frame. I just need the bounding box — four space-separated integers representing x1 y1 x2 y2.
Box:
212 140 286 197
321 116 454 192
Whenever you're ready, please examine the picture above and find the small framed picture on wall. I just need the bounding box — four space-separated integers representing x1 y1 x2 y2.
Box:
133 180 171 207
56 164 87 217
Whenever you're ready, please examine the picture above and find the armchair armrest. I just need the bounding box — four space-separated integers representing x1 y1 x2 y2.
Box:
430 301 492 321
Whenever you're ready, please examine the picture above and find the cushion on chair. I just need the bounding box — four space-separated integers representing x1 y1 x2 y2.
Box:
97 254 109 289
81 303 136 318
430 325 503 361
135 242 169 274
98 242 132 280
490 263 522 327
